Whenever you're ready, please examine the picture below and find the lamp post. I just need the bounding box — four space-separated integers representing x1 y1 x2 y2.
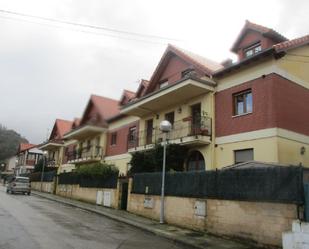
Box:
159 120 172 224
40 151 48 192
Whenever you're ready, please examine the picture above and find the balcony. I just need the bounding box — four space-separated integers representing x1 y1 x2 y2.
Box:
120 77 215 117
128 117 212 152
46 158 61 168
67 146 103 164
63 125 106 140
38 140 63 150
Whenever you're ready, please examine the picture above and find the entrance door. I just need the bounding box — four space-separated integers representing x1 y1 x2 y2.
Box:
191 103 201 135
120 182 129 210
145 119 153 145
187 151 205 171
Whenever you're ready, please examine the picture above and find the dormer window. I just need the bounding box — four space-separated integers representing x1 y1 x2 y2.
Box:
159 80 168 89
244 43 262 58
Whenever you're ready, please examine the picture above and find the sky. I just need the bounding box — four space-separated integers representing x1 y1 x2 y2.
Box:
0 0 308 144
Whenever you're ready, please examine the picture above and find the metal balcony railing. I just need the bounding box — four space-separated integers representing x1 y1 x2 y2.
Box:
66 146 103 163
127 116 211 149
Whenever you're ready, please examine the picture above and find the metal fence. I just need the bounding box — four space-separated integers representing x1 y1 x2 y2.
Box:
58 172 118 189
128 116 212 148
132 166 304 204
30 171 56 182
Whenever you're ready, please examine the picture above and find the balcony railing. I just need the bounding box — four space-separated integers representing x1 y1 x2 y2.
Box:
46 158 61 167
127 116 212 151
66 146 103 164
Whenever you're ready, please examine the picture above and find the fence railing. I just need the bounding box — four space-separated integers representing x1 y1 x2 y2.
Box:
30 171 56 182
132 166 304 204
66 146 103 163
128 116 211 148
58 172 118 188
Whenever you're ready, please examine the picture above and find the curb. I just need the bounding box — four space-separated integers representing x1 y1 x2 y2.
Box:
32 192 205 249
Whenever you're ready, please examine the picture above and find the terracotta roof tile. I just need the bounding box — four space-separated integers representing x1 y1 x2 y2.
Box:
55 119 73 138
273 34 309 52
90 94 120 120
231 20 288 52
19 143 36 152
168 44 223 74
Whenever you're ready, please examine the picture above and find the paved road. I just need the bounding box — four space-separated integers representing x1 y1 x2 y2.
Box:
0 186 190 249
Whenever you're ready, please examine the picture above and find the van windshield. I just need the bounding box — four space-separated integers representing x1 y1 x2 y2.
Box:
16 178 29 183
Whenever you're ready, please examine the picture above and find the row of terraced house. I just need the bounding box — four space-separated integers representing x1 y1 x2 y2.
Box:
37 21 309 175
22 21 309 247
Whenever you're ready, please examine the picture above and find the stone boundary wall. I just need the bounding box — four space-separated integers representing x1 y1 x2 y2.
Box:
56 184 118 209
128 186 298 247
31 181 54 193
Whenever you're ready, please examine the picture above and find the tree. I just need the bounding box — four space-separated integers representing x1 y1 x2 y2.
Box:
0 124 28 162
129 144 189 174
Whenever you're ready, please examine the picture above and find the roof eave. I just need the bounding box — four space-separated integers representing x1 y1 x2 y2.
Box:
213 48 275 77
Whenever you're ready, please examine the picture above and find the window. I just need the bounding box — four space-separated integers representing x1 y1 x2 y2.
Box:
86 140 91 151
233 90 252 115
159 81 168 89
165 112 175 126
111 132 117 145
234 149 254 164
27 153 35 160
186 151 205 171
181 68 194 78
128 126 137 143
244 43 262 58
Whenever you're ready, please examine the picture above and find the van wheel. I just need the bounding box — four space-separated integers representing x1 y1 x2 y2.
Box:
28 192 31 196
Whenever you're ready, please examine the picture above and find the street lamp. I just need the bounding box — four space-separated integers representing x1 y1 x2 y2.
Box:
159 120 172 224
40 151 48 192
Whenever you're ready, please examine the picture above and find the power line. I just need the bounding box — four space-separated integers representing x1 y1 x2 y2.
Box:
0 14 167 45
0 8 180 42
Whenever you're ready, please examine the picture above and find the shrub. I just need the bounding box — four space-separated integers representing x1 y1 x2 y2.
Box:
75 162 119 178
129 144 189 174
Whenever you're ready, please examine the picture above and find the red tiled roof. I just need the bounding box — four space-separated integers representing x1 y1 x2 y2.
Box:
145 44 222 95
135 79 150 98
168 44 223 74
231 20 288 52
19 143 36 152
90 94 120 120
273 34 309 52
120 89 136 106
55 119 73 138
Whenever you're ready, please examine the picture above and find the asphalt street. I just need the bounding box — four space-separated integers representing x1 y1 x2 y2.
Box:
0 186 190 249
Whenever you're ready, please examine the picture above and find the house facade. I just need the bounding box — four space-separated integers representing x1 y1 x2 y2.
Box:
15 143 43 175
39 119 73 173
121 21 309 170
45 21 308 174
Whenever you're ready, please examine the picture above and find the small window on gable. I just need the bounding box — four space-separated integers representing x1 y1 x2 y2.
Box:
181 68 194 78
244 43 262 58
233 90 252 116
111 132 117 146
159 80 168 89
234 149 254 164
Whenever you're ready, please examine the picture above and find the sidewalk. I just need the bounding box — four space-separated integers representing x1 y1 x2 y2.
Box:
32 191 258 249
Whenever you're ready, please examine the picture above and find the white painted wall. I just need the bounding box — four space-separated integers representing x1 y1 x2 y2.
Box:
283 220 309 249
